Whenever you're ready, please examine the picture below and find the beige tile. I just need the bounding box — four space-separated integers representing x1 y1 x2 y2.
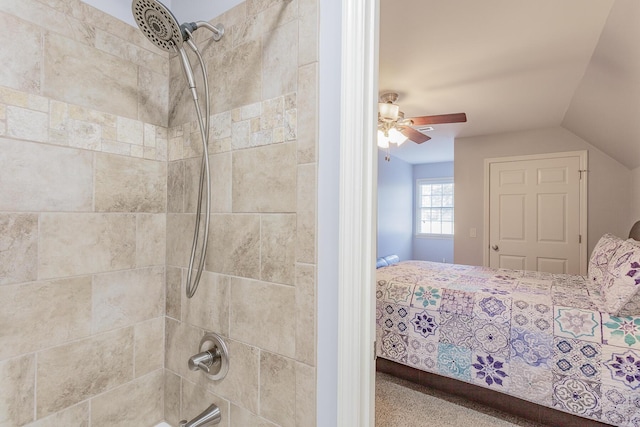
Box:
0 11 41 94
166 214 196 268
262 20 298 99
166 266 182 320
0 138 93 212
138 67 169 127
136 214 166 267
168 160 185 213
36 328 134 418
0 355 35 427
296 264 316 365
297 63 317 163
295 363 316 427
185 153 232 214
230 404 277 427
261 97 284 129
91 370 163 427
0 213 38 286
165 317 205 383
92 267 165 333
207 339 259 414
95 153 167 213
232 142 297 213
261 214 296 285
6 105 48 142
183 271 230 336
67 118 101 150
0 277 91 361
298 0 318 66
208 40 262 115
24 402 89 427
43 32 138 120
260 351 296 427
205 214 261 279
297 163 317 263
116 116 144 145
232 12 262 48
94 28 169 77
164 370 181 427
134 318 164 378
211 111 232 141
210 153 233 213
230 278 296 357
39 213 136 279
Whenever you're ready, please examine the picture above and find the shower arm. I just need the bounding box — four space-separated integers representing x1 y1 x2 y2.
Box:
181 21 224 42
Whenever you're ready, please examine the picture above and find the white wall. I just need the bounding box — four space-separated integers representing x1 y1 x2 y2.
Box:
633 166 640 223
317 0 342 425
82 0 244 27
377 152 413 260
454 126 632 267
413 162 455 262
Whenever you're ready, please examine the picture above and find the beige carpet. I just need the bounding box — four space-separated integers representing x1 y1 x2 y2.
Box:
375 372 546 427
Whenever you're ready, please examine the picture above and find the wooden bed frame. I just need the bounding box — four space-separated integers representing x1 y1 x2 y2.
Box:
377 220 640 427
377 358 613 427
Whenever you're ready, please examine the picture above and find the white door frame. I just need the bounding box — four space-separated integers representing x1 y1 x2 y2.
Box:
482 150 588 274
337 0 379 425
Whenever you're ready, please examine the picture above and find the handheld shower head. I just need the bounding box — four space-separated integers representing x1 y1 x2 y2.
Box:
132 0 184 51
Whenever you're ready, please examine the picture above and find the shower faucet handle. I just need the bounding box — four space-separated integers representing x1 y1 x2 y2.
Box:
188 333 230 380
188 348 219 373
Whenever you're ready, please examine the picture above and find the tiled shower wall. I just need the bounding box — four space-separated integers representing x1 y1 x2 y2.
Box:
163 1 318 426
0 0 318 426
0 1 169 425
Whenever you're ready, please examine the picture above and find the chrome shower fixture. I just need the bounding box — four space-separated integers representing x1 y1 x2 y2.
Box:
131 0 224 299
131 0 223 52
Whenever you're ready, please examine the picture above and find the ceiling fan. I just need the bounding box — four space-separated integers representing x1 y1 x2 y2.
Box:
377 92 467 149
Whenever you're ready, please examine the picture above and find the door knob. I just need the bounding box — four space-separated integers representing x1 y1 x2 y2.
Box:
491 244 499 251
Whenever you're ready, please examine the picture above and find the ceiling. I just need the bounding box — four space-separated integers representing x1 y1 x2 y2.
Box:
380 0 640 168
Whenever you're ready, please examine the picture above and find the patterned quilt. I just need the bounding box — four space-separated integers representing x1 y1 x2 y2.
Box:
376 261 640 426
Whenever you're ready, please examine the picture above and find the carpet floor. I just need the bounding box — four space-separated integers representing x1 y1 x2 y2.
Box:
375 372 547 427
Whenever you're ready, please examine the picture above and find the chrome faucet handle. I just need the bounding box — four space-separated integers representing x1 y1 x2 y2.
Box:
188 333 229 380
188 348 220 373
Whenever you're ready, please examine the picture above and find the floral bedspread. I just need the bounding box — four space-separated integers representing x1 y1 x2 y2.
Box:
376 261 640 426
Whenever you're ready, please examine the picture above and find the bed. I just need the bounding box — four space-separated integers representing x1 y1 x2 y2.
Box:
376 222 640 427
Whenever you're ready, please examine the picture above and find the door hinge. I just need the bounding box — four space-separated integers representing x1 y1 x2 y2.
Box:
579 170 588 180
579 234 582 244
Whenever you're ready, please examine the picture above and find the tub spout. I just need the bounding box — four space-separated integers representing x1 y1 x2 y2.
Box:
179 404 221 427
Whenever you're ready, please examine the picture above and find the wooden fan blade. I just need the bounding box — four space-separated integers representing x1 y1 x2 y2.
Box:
409 113 467 126
401 127 431 144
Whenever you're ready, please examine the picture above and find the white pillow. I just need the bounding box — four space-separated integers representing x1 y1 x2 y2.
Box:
588 233 624 286
600 239 640 315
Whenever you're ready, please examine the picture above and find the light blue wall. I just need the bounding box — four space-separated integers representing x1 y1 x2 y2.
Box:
377 152 413 261
413 161 455 262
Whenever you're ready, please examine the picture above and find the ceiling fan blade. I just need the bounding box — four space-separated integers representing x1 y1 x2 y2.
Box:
401 127 431 144
409 113 467 126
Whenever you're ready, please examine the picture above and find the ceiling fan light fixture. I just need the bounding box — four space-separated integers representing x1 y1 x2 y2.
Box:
377 129 390 148
378 102 399 121
388 127 408 146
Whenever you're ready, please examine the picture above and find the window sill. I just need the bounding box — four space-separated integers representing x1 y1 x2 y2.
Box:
415 234 454 240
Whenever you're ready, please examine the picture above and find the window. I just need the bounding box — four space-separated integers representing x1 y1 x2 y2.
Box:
416 178 454 236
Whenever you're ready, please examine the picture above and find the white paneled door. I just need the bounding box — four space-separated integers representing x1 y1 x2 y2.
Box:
485 151 587 275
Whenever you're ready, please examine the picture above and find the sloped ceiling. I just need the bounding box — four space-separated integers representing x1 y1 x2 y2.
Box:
380 0 639 168
562 0 640 169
